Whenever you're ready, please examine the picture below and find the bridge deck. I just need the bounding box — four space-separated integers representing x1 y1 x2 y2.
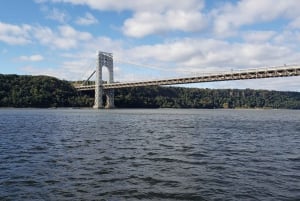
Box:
75 65 300 91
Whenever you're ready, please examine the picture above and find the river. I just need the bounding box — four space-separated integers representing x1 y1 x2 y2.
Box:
0 109 299 200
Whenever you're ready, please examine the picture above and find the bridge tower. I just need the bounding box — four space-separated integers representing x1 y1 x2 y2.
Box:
93 51 115 109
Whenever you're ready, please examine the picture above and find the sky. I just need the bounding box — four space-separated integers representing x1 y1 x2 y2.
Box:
0 0 300 91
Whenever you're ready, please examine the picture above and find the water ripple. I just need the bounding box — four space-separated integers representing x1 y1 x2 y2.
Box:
0 109 299 200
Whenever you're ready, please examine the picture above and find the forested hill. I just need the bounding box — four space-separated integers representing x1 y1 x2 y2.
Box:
1 74 300 109
0 74 87 107
114 86 300 109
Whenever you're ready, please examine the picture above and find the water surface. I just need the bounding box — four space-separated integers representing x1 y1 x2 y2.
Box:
0 109 299 200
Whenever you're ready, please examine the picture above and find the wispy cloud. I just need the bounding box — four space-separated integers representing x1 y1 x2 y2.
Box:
242 31 276 43
40 0 206 37
18 54 44 62
46 8 69 23
75 12 98 25
123 10 206 38
40 0 203 12
33 25 92 49
0 22 32 45
212 0 300 37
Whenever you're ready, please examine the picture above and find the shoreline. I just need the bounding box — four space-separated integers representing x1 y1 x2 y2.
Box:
0 107 298 110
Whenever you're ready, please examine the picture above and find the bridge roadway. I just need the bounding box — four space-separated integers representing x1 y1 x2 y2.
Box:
75 65 300 91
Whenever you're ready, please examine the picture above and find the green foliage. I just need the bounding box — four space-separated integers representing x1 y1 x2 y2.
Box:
0 74 92 108
114 86 300 109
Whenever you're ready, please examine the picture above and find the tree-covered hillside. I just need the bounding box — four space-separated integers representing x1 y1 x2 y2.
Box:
114 86 300 109
1 74 300 109
0 74 89 107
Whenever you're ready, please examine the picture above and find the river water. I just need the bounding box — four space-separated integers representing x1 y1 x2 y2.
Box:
0 109 299 201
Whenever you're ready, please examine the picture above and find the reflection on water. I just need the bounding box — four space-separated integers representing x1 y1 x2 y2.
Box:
0 109 299 200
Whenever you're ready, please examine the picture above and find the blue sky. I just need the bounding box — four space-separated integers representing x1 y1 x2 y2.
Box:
0 0 300 91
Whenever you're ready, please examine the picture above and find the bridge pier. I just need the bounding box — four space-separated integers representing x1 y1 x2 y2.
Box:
105 89 115 109
93 51 115 109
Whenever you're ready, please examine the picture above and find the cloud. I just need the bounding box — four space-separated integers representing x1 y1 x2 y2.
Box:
0 22 92 50
46 8 69 23
0 22 32 45
213 0 300 36
288 17 300 29
34 0 47 3
127 39 202 63
18 54 44 62
43 0 203 12
273 31 300 50
38 0 205 37
123 10 206 38
126 37 298 74
33 25 92 49
75 12 98 25
242 31 276 43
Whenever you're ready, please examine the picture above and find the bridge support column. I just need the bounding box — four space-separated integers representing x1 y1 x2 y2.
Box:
93 52 103 109
93 51 114 109
105 89 115 109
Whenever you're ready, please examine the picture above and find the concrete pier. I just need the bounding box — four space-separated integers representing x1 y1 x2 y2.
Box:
93 51 115 109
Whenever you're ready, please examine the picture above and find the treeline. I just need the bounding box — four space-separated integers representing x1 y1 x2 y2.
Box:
114 86 300 109
1 74 300 109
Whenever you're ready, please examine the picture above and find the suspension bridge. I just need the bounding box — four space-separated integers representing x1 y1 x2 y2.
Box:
74 51 300 109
